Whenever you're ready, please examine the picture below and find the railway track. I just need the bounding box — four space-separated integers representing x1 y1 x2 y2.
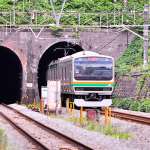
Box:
0 104 94 150
101 109 150 126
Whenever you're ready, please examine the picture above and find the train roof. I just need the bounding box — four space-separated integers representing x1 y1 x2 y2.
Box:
48 51 113 66
59 51 113 60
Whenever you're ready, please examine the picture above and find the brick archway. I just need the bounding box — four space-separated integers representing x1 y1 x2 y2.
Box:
39 39 85 59
1 41 26 71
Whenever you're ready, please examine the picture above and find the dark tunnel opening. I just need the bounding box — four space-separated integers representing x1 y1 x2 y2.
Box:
38 41 83 98
0 46 22 104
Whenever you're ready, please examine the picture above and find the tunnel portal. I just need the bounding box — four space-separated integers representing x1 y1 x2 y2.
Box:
0 46 22 104
38 41 83 98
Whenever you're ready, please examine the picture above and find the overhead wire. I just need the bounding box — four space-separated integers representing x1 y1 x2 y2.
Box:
97 31 124 53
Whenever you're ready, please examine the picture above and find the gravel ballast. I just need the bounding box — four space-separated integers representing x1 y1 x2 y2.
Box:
1 104 150 150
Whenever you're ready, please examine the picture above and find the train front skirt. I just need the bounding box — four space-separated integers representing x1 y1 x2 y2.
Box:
74 99 112 107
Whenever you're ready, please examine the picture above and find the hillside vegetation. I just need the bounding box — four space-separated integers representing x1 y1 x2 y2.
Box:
115 36 150 75
0 0 148 27
0 0 148 12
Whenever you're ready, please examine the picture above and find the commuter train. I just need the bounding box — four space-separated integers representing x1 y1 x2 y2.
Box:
47 51 115 107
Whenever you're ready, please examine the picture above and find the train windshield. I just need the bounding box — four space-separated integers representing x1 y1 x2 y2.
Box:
74 57 113 80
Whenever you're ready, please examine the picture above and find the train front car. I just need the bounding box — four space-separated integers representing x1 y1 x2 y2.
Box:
72 51 115 107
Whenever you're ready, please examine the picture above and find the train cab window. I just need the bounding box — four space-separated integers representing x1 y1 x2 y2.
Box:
74 57 113 80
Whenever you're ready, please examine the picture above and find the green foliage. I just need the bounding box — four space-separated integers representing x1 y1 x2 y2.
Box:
51 115 133 140
87 123 95 130
3 134 7 140
117 97 132 110
115 36 144 75
49 26 63 37
129 100 140 111
71 32 80 38
0 0 148 29
0 127 12 150
0 129 4 136
115 35 150 76
34 104 40 108
138 98 150 112
112 98 120 107
136 72 147 100
21 103 40 109
113 97 150 113
103 126 133 140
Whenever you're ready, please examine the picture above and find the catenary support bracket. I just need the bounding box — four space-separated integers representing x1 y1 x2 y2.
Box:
49 0 67 27
29 27 44 41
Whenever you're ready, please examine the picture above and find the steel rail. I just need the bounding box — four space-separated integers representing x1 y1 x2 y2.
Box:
2 104 94 150
101 109 150 126
0 111 49 150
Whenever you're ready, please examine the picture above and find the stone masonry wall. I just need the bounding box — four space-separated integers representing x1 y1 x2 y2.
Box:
114 71 150 102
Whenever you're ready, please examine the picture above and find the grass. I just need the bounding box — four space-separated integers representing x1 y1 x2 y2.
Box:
19 102 40 109
0 128 11 150
50 115 133 140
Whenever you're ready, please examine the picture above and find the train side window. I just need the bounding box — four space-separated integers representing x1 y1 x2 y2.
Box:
57 68 59 80
53 69 54 80
59 67 60 80
57 67 58 80
54 69 55 80
55 68 57 81
69 65 71 90
64 66 65 81
52 69 54 80
51 69 53 80
50 70 51 80
62 67 63 81
65 67 66 80
66 65 68 80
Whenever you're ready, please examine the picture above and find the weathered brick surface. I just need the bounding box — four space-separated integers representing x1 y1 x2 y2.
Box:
1 40 26 71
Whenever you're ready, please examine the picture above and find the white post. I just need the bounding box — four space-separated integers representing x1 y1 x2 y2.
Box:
143 4 149 66
56 81 58 116
124 0 127 10
12 0 15 25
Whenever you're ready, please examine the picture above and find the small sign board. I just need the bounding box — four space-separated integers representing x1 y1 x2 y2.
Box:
41 86 47 99
41 86 48 105
47 80 61 109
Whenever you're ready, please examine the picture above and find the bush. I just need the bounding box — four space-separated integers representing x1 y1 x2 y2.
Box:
129 100 140 111
117 97 132 110
112 99 120 107
138 98 150 112
113 97 150 113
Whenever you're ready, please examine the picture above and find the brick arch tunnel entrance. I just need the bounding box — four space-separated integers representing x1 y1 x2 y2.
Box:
0 46 22 104
38 41 83 98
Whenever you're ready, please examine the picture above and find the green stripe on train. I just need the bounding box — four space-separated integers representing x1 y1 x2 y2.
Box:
71 84 115 87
